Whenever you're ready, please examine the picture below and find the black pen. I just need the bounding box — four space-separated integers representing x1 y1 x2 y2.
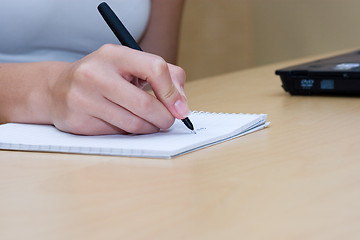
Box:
98 2 195 133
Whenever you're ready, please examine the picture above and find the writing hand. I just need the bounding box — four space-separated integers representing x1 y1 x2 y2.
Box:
49 44 189 135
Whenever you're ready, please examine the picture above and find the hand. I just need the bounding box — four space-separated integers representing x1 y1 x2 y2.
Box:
48 44 190 135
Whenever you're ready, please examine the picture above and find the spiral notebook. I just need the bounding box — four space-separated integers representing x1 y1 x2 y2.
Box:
0 111 269 158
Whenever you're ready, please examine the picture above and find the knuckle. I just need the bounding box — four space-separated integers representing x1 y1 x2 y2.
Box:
97 44 117 56
172 65 186 82
162 83 178 100
150 56 168 77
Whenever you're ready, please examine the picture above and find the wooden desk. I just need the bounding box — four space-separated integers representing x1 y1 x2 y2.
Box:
1 52 360 240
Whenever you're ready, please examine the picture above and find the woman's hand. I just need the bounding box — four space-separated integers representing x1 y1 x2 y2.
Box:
48 44 189 135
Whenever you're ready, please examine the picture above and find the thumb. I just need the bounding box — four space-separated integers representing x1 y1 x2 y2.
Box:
108 46 190 119
152 74 190 120
134 55 190 119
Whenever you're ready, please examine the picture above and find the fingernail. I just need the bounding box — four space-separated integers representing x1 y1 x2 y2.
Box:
174 98 191 118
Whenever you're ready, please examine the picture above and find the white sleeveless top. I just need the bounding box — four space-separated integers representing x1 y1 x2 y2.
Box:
0 0 151 63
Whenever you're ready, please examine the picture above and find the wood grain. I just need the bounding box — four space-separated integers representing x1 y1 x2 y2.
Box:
1 51 360 240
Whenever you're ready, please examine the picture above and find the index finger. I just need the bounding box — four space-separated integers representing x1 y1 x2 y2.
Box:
103 45 191 119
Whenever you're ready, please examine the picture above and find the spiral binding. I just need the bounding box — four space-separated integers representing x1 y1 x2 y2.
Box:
191 110 266 117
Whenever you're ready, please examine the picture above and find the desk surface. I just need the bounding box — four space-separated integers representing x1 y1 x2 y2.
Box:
1 51 360 240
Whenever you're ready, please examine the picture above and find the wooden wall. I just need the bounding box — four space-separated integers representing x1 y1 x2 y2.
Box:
178 0 253 81
178 0 360 81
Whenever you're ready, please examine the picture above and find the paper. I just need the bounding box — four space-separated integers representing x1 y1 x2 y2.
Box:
0 111 269 158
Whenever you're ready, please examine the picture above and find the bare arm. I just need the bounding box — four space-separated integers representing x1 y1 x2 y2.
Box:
140 0 185 64
0 62 67 125
0 1 188 135
0 46 189 135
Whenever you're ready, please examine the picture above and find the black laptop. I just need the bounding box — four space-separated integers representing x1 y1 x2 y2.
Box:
275 50 360 95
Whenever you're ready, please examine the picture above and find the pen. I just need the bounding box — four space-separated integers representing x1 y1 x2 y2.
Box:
98 2 195 133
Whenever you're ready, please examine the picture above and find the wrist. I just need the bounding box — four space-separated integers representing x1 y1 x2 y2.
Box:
0 62 70 125
39 61 71 125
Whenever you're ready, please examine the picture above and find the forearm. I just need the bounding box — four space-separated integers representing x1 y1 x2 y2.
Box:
0 62 69 124
0 45 189 135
